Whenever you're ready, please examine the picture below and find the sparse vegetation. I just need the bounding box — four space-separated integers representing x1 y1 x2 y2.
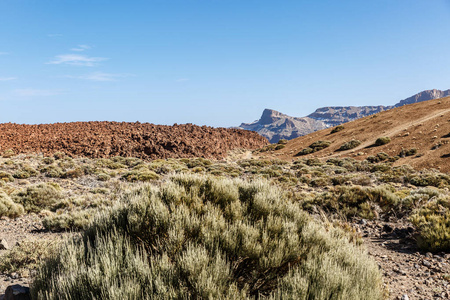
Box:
330 125 344 134
0 191 24 218
31 175 383 299
374 136 391 146
399 148 417 157
410 195 450 252
296 140 331 156
338 139 361 151
13 183 63 213
0 240 59 276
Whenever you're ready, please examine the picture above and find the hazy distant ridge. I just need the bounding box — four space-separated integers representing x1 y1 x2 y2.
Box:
238 89 449 143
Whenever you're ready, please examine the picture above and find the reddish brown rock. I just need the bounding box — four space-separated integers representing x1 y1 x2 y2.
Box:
0 122 269 160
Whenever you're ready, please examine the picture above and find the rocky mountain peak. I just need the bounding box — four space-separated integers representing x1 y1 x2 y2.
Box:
394 89 450 107
259 109 287 125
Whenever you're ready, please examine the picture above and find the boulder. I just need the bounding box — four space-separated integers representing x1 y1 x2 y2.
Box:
4 285 30 300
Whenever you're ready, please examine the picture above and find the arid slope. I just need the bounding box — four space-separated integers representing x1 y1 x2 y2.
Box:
266 96 450 172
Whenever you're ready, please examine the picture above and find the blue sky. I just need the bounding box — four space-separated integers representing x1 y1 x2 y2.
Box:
1 0 450 126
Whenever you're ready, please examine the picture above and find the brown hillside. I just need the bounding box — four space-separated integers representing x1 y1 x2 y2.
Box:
264 96 450 172
0 122 269 160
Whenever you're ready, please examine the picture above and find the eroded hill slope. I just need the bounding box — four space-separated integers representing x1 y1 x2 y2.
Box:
264 96 450 172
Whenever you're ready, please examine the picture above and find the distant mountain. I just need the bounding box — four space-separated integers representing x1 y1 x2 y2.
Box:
393 89 450 107
239 109 326 143
307 106 388 128
238 89 449 143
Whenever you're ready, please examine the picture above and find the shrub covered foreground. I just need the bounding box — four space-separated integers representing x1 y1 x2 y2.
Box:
31 175 383 299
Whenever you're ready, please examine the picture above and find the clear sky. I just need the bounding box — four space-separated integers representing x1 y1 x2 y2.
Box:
1 0 450 127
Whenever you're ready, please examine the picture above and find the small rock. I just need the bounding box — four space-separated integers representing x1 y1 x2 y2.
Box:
423 260 431 267
400 294 409 300
425 252 433 258
4 284 30 300
0 239 9 250
359 219 367 226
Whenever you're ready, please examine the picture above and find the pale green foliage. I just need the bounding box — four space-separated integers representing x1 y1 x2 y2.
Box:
0 240 58 276
13 183 63 213
0 191 24 218
32 175 382 299
410 195 450 252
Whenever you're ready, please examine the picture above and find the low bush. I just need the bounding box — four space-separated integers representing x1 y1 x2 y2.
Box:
39 165 63 178
31 175 383 299
13 165 38 179
374 136 391 146
122 170 160 182
407 173 450 188
338 140 361 151
0 191 24 218
399 148 417 157
0 171 14 182
303 185 399 220
296 141 331 156
330 125 344 134
0 240 58 276
13 183 63 213
42 209 96 232
2 149 15 158
410 195 450 252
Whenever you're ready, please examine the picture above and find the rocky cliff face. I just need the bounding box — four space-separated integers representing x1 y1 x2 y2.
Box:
307 106 389 127
394 89 450 107
238 89 449 143
239 109 326 143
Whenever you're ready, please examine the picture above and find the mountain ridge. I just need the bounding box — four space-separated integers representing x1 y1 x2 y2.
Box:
239 89 450 143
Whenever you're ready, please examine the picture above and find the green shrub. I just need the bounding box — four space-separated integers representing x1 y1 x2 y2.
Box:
310 140 332 151
330 125 344 134
42 210 96 232
277 139 288 144
13 165 38 179
97 173 111 181
0 191 24 218
304 185 399 220
62 167 85 178
0 171 14 182
39 165 63 178
296 141 331 156
399 148 417 157
338 140 361 151
296 147 314 156
31 175 383 300
122 170 160 182
407 173 449 187
13 183 63 213
42 157 55 164
0 240 58 276
2 149 15 158
410 195 450 252
274 144 285 150
374 136 391 146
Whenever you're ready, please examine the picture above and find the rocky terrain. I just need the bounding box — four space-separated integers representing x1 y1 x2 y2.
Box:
239 89 450 143
0 122 268 160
